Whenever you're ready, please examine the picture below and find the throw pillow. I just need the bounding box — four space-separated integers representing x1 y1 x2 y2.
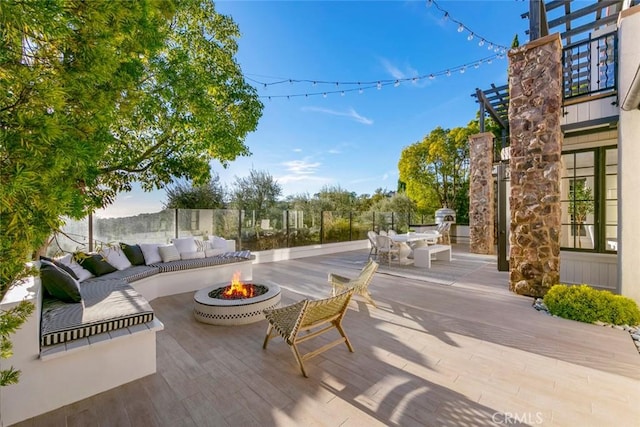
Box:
40 255 79 280
78 253 118 277
207 235 228 250
158 244 181 263
194 239 207 252
57 253 94 282
99 245 132 271
180 251 205 260
138 243 162 265
172 237 198 255
40 261 82 303
121 243 145 266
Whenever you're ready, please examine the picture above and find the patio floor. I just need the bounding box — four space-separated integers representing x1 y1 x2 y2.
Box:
16 246 640 426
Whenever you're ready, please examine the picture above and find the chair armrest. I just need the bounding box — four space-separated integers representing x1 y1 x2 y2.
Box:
328 273 351 283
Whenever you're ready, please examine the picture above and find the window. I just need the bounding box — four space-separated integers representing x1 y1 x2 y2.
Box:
560 146 617 252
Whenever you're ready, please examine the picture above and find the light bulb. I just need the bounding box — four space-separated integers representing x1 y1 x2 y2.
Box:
340 91 345 96
446 70 451 77
426 0 433 7
487 59 492 64
467 33 474 41
460 67 465 74
479 39 485 47
312 81 317 86
494 46 500 52
358 88 363 94
474 62 480 69
443 12 449 21
394 80 400 87
376 81 382 90
323 92 327 98
335 82 339 87
289 79 293 84
457 24 464 32
429 74 435 80
488 43 493 50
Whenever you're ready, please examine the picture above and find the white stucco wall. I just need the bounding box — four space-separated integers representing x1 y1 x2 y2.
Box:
618 5 640 304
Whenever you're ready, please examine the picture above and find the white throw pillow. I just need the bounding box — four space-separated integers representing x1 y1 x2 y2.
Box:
99 245 132 271
172 237 198 254
139 243 162 265
205 248 226 258
158 244 181 263
57 253 94 282
180 251 205 260
207 235 228 250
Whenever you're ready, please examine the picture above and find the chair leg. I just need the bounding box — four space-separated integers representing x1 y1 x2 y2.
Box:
335 322 354 353
363 291 377 308
290 343 308 377
263 323 274 349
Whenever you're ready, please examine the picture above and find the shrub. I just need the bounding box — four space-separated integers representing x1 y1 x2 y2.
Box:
543 284 640 326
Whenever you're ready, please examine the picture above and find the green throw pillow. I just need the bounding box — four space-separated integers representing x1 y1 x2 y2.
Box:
121 243 145 266
40 261 82 303
78 253 117 276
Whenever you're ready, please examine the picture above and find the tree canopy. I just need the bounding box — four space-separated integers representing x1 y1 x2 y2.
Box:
164 175 226 210
398 125 472 217
229 169 282 219
0 0 261 384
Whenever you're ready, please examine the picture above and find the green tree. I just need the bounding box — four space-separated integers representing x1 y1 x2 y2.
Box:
164 175 226 209
570 180 595 248
1 0 261 385
398 125 471 219
313 185 358 213
230 170 282 220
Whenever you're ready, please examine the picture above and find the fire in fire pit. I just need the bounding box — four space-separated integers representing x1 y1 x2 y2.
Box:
208 272 268 300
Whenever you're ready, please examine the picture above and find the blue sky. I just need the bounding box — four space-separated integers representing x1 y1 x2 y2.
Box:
99 0 530 218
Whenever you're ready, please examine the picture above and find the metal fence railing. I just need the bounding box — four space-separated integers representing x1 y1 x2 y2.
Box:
52 209 437 254
563 32 617 100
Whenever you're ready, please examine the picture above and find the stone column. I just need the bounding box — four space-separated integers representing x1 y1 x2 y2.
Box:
469 132 495 255
508 34 563 297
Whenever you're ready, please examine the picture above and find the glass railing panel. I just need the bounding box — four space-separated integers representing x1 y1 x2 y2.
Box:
94 209 176 246
48 217 90 256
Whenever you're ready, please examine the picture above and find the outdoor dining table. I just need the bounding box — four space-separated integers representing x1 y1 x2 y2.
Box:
390 232 440 244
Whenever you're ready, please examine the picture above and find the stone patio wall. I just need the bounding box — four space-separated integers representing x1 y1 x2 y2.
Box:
469 132 495 255
507 34 563 297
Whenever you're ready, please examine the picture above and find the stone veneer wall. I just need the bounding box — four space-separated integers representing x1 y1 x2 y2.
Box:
507 34 563 297
469 132 495 255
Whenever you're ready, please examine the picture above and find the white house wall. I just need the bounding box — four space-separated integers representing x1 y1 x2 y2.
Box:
618 4 640 304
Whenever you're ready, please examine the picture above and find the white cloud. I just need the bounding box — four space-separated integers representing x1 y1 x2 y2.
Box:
293 148 302 153
328 149 341 154
380 58 406 79
301 106 373 125
282 158 321 175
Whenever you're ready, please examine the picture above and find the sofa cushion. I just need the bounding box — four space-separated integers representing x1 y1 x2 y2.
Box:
139 243 162 265
81 265 161 284
158 244 181 263
40 261 82 303
40 256 79 280
100 245 132 271
78 253 118 277
41 279 154 347
150 250 252 273
121 243 146 266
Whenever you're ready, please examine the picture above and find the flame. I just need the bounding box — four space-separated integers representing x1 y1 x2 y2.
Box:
223 271 254 298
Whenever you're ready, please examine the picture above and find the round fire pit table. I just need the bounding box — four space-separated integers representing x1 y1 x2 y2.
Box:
194 281 281 325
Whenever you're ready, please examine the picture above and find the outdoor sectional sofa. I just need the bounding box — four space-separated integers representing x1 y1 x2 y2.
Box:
0 236 253 426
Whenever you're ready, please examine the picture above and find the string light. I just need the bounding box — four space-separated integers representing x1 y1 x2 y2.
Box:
246 52 502 99
426 0 508 52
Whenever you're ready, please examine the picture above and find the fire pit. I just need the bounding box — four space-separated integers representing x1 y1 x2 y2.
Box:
194 273 281 325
